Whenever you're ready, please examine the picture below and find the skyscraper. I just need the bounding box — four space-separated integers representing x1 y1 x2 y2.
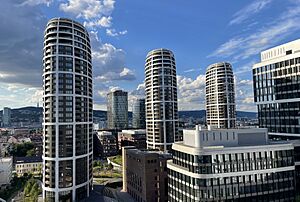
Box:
43 18 93 201
205 62 236 129
107 90 128 129
132 98 146 129
145 48 179 152
253 39 300 139
2 107 11 127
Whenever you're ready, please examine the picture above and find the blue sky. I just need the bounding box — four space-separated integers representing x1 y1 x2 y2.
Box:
0 0 300 111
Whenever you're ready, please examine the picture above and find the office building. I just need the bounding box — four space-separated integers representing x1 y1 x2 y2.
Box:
167 126 296 201
107 90 128 129
96 131 118 157
132 98 146 129
145 48 179 152
14 156 42 176
0 157 12 190
206 62 236 128
122 146 171 202
118 129 146 150
253 39 300 139
43 18 93 201
2 107 11 127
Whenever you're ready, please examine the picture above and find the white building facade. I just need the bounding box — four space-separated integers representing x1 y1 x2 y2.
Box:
145 48 179 152
0 157 12 190
206 62 236 129
253 39 300 139
167 126 296 201
43 18 93 201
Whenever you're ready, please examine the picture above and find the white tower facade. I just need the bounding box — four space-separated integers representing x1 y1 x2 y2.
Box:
42 18 93 201
145 48 179 152
205 62 236 128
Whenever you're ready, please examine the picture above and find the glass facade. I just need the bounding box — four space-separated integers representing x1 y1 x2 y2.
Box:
253 57 300 136
43 18 93 202
107 90 128 129
145 49 179 152
168 147 295 201
132 98 146 129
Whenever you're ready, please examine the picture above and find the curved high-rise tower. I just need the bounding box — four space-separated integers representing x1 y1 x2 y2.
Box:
145 48 178 152
205 62 236 128
42 18 93 201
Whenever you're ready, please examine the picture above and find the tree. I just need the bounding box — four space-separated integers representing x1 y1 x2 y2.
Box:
26 149 35 157
24 179 41 202
9 142 35 157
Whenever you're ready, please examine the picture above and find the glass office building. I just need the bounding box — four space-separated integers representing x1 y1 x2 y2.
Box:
253 39 300 139
132 98 146 129
167 126 296 201
107 90 128 129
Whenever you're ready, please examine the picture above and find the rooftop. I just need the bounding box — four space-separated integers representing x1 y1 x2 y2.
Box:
181 126 269 148
120 129 146 134
124 147 171 159
14 156 42 164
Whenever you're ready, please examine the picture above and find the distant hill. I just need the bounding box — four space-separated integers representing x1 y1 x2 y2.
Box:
0 107 257 121
179 110 257 119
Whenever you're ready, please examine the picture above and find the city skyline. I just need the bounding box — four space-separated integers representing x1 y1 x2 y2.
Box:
1 0 300 112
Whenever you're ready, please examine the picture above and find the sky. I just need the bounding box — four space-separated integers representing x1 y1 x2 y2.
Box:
0 0 300 112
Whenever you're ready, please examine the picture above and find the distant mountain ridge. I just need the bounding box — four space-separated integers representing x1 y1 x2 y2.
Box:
179 110 257 119
0 107 257 120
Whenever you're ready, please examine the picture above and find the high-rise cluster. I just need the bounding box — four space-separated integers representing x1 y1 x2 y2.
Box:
205 62 236 128
145 48 179 152
43 18 93 201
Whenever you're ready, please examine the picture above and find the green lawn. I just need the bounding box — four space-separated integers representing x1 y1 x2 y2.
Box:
93 170 122 178
109 155 122 165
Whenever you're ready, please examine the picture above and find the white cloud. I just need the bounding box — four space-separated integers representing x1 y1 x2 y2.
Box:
234 60 256 75
95 67 135 81
210 2 300 60
60 0 116 29
0 84 43 108
183 68 199 73
92 74 257 112
90 31 135 81
84 16 112 28
242 97 254 104
59 0 115 19
25 88 43 104
176 74 206 110
20 0 53 6
235 79 256 111
106 28 128 37
230 0 272 25
175 74 256 111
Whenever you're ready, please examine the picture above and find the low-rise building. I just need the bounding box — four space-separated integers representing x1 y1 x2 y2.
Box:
0 157 12 190
97 131 118 157
14 156 42 176
118 129 146 150
0 136 9 157
167 126 296 201
122 146 171 202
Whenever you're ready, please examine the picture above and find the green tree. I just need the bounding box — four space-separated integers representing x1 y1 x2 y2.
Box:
24 179 41 202
9 142 35 157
